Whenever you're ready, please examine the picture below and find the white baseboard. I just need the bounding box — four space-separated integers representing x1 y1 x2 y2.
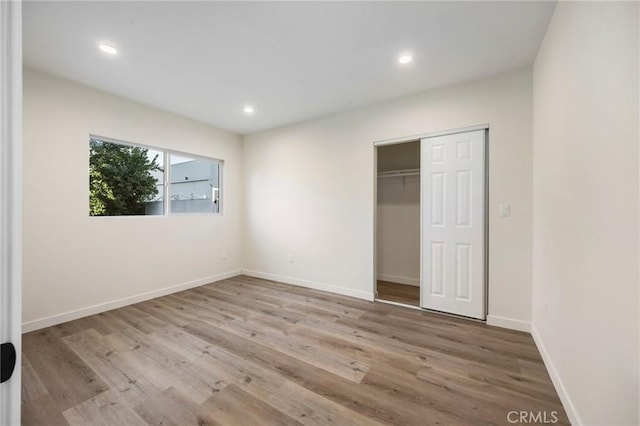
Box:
376 273 420 286
242 269 374 302
486 314 531 332
531 323 582 426
22 269 242 333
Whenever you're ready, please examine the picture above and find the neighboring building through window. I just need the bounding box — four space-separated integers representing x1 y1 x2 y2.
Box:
170 154 220 214
89 136 222 216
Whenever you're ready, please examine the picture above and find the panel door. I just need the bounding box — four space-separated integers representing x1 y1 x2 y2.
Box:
420 130 485 319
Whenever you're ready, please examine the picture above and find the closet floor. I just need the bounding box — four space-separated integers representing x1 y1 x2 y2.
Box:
376 280 420 306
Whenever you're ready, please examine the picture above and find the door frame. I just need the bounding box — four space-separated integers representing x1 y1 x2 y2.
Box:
372 123 489 317
0 1 22 425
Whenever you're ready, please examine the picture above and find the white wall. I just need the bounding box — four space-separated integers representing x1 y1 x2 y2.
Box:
22 68 243 330
243 68 534 329
532 2 639 425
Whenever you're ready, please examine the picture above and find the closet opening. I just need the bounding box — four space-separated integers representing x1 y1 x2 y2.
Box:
375 140 421 307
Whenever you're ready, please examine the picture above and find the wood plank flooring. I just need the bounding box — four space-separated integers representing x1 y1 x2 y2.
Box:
22 275 569 425
376 280 420 306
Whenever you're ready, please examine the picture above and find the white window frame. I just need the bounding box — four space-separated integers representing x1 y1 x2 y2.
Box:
89 134 224 216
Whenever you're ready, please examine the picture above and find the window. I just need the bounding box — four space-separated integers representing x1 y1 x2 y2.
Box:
89 138 165 216
170 154 221 214
89 136 222 216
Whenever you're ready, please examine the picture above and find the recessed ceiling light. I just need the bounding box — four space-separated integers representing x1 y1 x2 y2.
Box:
398 54 413 65
99 43 118 55
243 105 254 114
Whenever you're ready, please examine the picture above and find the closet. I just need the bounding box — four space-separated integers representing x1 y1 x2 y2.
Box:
376 141 421 306
375 127 487 319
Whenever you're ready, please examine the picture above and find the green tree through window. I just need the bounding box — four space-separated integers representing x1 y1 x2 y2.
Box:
89 138 163 216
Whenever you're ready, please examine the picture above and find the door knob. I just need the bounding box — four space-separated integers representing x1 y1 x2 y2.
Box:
1 342 16 383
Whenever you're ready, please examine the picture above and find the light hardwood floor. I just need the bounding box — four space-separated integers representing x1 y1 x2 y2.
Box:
22 275 568 425
376 280 420 306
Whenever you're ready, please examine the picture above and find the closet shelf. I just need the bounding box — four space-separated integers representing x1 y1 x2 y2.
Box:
377 168 420 178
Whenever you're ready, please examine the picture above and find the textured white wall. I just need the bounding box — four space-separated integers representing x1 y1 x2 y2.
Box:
22 68 243 328
532 2 639 425
243 68 534 327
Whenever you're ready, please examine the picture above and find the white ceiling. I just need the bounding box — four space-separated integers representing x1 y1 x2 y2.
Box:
23 1 556 135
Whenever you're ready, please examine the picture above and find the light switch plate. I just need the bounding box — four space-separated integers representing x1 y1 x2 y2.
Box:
499 203 511 217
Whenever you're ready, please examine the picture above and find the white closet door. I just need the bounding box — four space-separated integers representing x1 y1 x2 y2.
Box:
421 130 485 319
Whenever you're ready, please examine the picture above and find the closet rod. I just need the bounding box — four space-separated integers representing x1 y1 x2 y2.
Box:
377 168 420 178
